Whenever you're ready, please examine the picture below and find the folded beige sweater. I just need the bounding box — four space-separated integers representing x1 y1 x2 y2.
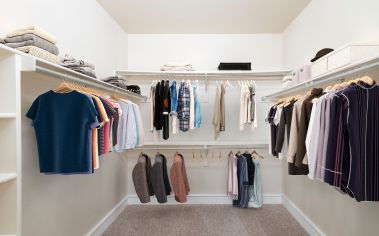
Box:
6 26 57 44
17 46 60 64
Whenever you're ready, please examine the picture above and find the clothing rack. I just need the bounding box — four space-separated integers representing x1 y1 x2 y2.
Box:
34 62 147 103
134 143 268 150
261 53 379 101
116 70 291 80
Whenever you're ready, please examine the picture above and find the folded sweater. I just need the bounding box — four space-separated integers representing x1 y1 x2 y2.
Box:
60 54 95 70
17 46 60 64
3 34 59 55
6 26 57 44
71 67 97 78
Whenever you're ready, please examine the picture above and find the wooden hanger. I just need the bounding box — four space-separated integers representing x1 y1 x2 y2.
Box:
54 81 74 93
251 150 264 159
331 82 342 91
361 75 375 85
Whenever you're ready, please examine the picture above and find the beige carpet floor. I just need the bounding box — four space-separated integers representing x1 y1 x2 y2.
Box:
103 204 308 236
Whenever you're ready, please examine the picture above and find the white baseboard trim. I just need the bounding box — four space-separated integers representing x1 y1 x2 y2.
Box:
126 193 282 205
281 195 325 236
86 195 129 236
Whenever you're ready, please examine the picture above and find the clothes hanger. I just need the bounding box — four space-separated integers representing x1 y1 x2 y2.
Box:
252 80 257 89
54 80 74 93
331 82 343 91
361 75 375 85
251 150 264 159
225 80 233 88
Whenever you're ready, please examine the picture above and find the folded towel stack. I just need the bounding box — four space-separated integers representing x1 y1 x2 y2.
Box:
60 54 97 78
282 75 293 88
1 26 60 64
160 63 194 71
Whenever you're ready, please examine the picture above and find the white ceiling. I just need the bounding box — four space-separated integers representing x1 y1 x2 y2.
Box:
97 0 311 34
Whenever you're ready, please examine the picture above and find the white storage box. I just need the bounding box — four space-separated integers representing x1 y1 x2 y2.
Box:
299 64 311 83
311 57 328 78
328 43 379 71
291 70 299 85
311 43 379 78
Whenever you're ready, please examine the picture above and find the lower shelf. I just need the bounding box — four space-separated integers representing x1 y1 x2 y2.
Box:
0 173 17 184
0 113 16 119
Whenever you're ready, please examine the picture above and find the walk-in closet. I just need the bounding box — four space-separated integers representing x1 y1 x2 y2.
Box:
1 0 379 235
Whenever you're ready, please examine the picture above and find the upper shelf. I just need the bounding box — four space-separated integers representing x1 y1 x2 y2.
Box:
0 44 147 103
262 53 379 101
116 70 291 80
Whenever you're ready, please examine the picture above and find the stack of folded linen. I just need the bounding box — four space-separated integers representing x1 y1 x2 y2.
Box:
160 63 194 71
1 26 60 64
282 75 293 88
102 76 141 94
60 54 97 78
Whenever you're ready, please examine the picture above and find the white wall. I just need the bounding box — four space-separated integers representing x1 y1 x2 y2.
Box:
282 0 379 235
283 0 379 69
126 34 284 197
0 0 128 78
127 34 283 71
0 1 129 236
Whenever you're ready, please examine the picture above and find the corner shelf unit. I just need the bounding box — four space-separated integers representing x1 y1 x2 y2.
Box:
261 53 379 101
0 44 148 236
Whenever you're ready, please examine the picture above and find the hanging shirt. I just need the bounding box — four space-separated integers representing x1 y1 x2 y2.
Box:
340 83 379 202
154 81 163 130
295 88 323 168
90 96 106 170
227 152 238 198
193 81 202 128
99 97 117 154
188 81 195 130
125 101 138 149
220 84 226 132
248 160 263 208
150 83 156 133
306 97 322 179
114 101 129 152
213 84 222 137
26 90 99 174
132 102 144 147
163 80 171 139
178 82 190 132
170 81 179 134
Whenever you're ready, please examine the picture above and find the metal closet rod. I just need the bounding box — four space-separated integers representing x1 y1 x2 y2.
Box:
35 66 147 102
133 144 268 150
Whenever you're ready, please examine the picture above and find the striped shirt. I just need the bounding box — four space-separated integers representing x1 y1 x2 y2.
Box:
177 82 190 132
340 83 379 202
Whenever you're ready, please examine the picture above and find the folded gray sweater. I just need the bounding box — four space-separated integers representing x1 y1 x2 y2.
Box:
60 54 95 70
3 34 59 55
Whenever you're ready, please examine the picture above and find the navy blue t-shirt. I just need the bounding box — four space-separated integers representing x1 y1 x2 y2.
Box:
26 90 99 174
